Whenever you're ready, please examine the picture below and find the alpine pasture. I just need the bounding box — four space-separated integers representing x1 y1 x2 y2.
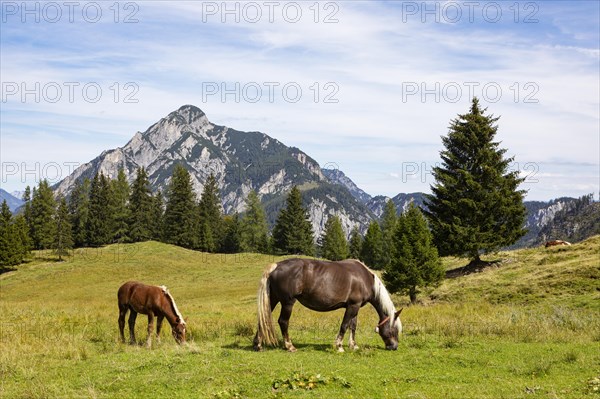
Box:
1 237 598 398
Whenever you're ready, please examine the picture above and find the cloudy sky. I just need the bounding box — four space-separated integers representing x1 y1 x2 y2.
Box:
1 1 598 201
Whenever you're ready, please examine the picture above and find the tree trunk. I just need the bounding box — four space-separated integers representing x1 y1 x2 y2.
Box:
409 287 417 304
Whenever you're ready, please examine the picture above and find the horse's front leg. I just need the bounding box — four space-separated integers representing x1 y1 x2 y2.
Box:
278 301 296 352
348 315 359 351
156 315 164 344
128 311 138 344
335 306 359 352
146 313 155 348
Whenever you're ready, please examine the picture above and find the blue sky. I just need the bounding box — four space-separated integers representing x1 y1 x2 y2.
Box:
1 0 598 201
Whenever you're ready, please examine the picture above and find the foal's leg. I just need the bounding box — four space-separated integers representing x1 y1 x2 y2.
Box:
118 306 128 343
156 315 164 344
335 306 360 352
278 301 296 352
146 313 155 348
128 311 138 344
348 316 359 350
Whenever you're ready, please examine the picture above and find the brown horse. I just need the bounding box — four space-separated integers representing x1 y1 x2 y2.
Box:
545 240 572 248
253 258 402 352
118 281 186 347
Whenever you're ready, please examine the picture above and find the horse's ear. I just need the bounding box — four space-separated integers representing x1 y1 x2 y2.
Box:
394 308 403 319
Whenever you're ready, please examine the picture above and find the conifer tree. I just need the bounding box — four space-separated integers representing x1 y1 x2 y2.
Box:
0 201 22 267
197 174 223 252
424 98 527 262
348 226 362 259
383 204 444 304
54 196 74 261
150 191 164 241
30 180 56 249
163 165 198 248
111 169 130 243
87 172 112 246
380 199 398 269
222 213 242 253
360 220 384 269
320 215 349 261
22 186 32 236
272 186 315 256
240 190 269 253
69 178 91 247
13 214 33 259
128 167 154 242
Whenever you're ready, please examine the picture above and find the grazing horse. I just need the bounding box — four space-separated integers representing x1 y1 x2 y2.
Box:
253 258 402 352
545 240 572 248
118 281 186 347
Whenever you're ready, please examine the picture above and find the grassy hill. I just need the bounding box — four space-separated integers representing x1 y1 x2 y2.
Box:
0 238 598 398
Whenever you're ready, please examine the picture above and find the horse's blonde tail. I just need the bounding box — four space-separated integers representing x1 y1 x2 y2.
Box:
257 263 278 347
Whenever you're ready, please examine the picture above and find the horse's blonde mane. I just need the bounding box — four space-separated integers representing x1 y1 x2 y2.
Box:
354 260 400 331
160 285 185 325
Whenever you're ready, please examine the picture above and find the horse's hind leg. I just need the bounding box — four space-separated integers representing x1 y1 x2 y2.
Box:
335 306 359 352
348 316 359 351
128 311 138 344
156 315 164 344
278 301 296 352
118 306 128 343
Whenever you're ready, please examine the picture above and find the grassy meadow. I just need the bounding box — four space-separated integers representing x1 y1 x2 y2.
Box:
1 237 599 398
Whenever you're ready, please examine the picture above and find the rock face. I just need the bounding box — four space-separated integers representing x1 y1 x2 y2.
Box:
53 105 370 238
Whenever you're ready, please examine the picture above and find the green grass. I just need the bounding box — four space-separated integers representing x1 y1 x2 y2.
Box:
1 238 599 398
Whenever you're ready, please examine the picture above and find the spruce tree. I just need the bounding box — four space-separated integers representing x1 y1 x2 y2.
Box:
240 190 269 253
0 201 22 267
222 213 242 253
360 220 384 269
320 215 349 261
69 178 91 247
128 167 154 242
424 98 527 262
13 214 33 259
383 204 444 304
22 186 33 236
380 199 398 269
87 172 112 246
163 165 198 248
54 196 74 261
272 186 315 256
149 191 164 241
197 174 223 252
111 169 130 243
348 226 362 259
30 180 56 249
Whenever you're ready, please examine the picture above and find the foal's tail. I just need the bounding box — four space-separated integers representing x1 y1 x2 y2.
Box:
256 263 278 347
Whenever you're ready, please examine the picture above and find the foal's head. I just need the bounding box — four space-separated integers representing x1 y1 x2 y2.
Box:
376 309 403 350
172 319 186 344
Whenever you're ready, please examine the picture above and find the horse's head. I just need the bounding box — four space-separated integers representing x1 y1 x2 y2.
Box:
172 319 187 344
375 309 403 350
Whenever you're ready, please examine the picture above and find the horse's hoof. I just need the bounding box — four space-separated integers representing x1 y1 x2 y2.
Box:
287 346 297 353
337 347 345 353
351 346 360 351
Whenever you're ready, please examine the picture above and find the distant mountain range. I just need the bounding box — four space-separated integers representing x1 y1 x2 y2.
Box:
0 189 24 212
7 104 595 246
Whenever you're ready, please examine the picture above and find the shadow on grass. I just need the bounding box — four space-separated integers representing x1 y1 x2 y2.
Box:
446 258 503 279
0 266 17 275
222 342 334 352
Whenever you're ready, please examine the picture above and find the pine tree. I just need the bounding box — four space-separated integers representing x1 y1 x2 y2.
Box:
222 213 242 253
13 214 33 259
87 172 112 246
30 180 56 249
197 174 223 252
424 98 527 262
240 190 269 253
383 204 444 304
69 178 91 247
360 220 384 269
0 201 22 267
54 196 74 261
22 186 33 236
128 167 154 242
163 165 198 249
111 169 130 243
149 191 164 241
272 186 315 256
348 226 362 259
380 199 398 269
320 215 349 261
